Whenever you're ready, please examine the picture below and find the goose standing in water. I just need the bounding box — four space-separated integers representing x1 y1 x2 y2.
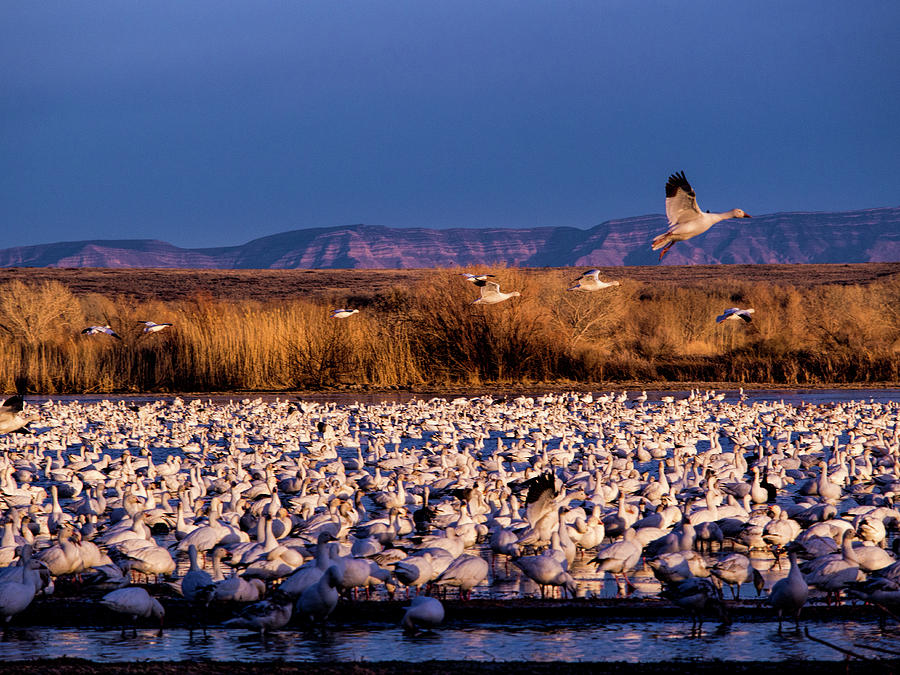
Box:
660 577 730 635
180 544 213 628
652 171 751 261
401 596 445 634
767 552 809 632
297 565 342 631
0 546 38 628
513 554 577 598
433 554 489 600
589 528 642 595
567 269 621 292
100 587 165 637
710 553 765 599
224 592 293 636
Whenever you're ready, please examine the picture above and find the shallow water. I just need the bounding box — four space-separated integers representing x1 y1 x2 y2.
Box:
0 619 897 662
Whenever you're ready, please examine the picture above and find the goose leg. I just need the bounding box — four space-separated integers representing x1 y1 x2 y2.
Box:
658 243 674 261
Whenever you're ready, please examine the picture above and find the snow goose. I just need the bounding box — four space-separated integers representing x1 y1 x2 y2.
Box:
660 577 729 635
433 553 489 600
804 530 864 602
472 281 520 305
767 552 808 632
716 308 755 324
100 587 165 637
138 321 172 333
296 564 341 629
710 553 765 599
652 171 751 261
393 553 437 594
0 395 38 435
81 325 122 339
589 528 642 594
224 593 293 635
0 546 38 627
513 553 577 598
330 308 359 319
180 544 213 604
278 534 334 599
401 595 444 634
567 269 621 292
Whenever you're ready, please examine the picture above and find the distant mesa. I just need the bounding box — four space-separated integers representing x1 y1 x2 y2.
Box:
1 207 898 269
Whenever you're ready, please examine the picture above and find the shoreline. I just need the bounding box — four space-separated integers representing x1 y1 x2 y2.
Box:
23 382 900 400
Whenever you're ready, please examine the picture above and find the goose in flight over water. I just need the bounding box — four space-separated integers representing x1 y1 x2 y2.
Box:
567 269 621 292
652 171 751 261
461 273 496 287
82 325 122 340
138 321 172 333
472 281 521 305
716 308 755 324
330 309 359 319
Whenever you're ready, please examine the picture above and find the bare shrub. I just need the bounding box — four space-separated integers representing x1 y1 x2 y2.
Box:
0 280 82 344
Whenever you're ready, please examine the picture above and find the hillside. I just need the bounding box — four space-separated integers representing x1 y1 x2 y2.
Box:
1 207 897 269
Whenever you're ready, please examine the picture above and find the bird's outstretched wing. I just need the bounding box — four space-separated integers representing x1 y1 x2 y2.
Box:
715 308 740 323
1 394 24 413
480 281 501 297
665 171 701 227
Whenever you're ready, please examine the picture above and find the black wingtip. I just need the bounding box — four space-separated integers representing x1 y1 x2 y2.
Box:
2 394 24 411
665 170 695 198
525 472 557 504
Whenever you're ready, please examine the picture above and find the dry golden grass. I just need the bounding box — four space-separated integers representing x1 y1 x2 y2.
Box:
1 265 899 393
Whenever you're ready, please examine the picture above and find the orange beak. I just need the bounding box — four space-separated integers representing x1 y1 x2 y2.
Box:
743 213 752 218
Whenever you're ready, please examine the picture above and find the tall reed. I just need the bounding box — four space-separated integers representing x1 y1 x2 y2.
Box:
0 270 898 393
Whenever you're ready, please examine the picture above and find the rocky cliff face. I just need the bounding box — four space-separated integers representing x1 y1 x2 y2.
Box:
1 207 897 268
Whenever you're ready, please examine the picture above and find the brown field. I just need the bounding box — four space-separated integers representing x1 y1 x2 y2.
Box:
1 264 899 393
1 263 898 302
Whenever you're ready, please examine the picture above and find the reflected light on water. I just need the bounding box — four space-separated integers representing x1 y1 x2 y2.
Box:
1 621 898 663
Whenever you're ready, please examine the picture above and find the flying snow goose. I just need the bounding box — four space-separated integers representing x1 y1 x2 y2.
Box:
567 269 621 292
716 308 755 324
138 321 172 333
82 325 122 339
330 308 359 319
652 171 751 261
472 281 521 305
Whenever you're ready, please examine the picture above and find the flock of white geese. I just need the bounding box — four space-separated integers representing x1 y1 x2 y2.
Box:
0 389 899 638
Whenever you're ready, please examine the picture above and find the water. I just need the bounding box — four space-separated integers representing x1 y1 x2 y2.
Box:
0 619 896 662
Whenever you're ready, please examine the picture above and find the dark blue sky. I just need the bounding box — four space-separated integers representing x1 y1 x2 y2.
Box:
2 2 898 248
